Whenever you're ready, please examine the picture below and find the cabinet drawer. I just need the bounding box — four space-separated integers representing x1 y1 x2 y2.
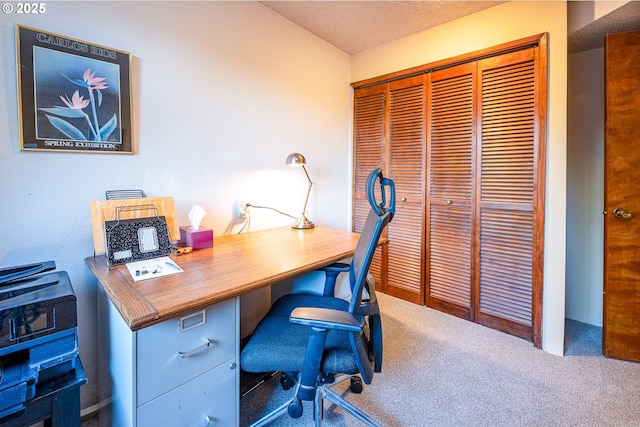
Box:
137 359 237 427
137 299 236 405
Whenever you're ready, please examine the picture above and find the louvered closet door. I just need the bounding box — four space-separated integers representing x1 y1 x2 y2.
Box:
476 48 543 342
353 84 387 289
426 63 476 318
386 75 426 304
354 35 546 345
353 76 426 302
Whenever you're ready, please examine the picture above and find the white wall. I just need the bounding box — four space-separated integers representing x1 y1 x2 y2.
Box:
0 1 351 410
566 47 605 326
351 1 568 355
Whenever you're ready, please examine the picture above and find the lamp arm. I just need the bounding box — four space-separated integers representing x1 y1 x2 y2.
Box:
301 164 313 185
301 165 313 213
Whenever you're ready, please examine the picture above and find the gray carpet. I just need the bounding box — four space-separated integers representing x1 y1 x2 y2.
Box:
240 293 640 426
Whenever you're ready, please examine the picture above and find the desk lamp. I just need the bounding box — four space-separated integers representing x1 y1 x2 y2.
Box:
286 152 315 229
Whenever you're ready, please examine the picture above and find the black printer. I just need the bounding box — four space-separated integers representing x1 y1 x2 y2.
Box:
0 261 78 418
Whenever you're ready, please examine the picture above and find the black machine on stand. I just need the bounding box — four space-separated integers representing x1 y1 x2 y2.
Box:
0 261 79 419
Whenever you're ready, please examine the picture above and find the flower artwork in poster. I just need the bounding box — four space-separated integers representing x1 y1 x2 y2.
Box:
37 51 120 144
17 26 133 153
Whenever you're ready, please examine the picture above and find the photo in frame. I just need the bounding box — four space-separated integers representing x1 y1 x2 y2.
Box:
16 25 133 153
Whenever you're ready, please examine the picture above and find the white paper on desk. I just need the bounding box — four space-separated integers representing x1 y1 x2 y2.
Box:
126 256 183 281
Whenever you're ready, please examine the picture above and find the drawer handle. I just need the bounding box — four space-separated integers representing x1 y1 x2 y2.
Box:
205 415 215 426
177 338 216 359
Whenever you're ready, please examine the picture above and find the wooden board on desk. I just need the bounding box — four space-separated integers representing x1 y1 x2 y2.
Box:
89 197 181 255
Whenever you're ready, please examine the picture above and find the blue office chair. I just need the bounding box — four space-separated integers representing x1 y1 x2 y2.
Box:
240 168 395 427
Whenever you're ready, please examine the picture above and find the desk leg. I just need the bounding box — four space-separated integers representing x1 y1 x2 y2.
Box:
44 386 81 427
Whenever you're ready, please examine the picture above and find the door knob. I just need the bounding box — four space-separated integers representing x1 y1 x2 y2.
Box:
613 208 633 219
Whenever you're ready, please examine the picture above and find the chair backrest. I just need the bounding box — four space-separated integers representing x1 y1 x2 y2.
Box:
348 168 395 314
347 168 395 383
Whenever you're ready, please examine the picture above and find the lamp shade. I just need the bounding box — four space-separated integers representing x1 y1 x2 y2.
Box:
286 152 306 166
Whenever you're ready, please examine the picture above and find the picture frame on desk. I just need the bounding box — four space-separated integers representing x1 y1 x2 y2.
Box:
16 25 133 154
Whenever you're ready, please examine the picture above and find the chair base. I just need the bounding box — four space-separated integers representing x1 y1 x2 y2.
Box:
315 386 379 427
248 376 379 427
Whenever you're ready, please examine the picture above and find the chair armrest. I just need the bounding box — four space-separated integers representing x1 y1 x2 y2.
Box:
317 263 350 296
290 307 364 332
318 263 350 273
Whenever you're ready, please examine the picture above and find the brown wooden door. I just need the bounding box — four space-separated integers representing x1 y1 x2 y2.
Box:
353 84 387 290
386 76 426 304
476 48 544 345
425 47 545 345
426 62 476 319
603 30 640 362
353 76 426 304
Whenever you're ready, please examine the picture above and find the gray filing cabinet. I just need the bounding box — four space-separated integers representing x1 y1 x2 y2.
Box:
98 289 239 427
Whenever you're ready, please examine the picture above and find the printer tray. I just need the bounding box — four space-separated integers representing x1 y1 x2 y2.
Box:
0 354 35 419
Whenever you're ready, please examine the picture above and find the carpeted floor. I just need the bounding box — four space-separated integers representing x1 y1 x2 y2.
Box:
240 293 640 427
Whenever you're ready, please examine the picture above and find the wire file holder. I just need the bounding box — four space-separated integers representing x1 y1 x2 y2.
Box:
104 205 172 267
105 189 147 200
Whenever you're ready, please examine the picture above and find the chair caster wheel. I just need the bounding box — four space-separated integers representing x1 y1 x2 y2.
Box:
280 373 296 390
288 398 303 418
350 376 363 393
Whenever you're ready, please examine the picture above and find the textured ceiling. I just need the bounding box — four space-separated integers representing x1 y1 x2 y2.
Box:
568 1 640 53
261 1 506 54
261 1 640 55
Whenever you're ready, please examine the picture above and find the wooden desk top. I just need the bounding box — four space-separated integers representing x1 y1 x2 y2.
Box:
86 226 359 331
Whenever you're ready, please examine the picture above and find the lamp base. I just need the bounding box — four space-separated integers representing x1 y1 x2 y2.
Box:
292 214 315 229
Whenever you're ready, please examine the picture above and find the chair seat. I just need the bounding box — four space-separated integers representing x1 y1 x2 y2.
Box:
240 293 362 375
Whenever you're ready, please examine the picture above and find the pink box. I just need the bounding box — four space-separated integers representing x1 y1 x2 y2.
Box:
179 226 213 249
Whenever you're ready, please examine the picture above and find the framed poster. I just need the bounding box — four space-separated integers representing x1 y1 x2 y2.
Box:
16 25 133 153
